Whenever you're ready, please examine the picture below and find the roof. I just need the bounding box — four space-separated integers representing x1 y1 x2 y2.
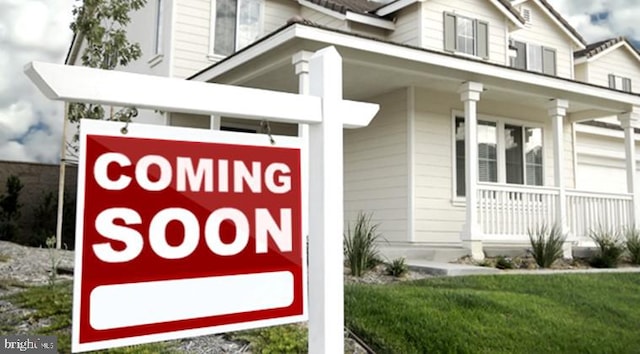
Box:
306 0 381 14
574 36 640 60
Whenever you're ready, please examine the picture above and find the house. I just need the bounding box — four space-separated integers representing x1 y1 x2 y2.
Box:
66 0 640 259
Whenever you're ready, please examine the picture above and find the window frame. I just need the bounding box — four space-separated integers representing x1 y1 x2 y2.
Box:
451 111 545 204
148 0 164 67
608 74 632 92
444 12 489 59
510 40 556 76
208 0 264 60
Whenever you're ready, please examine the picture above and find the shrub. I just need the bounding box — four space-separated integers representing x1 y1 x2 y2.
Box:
495 255 515 270
344 212 383 277
528 224 566 268
385 257 408 277
23 191 58 247
589 226 625 268
0 175 24 242
624 227 640 265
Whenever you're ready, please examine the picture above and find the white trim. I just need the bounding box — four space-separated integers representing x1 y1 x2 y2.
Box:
298 0 345 20
345 12 395 30
167 0 177 78
190 24 640 109
571 122 578 188
208 0 217 57
417 2 425 47
487 0 525 29
407 86 416 242
152 0 164 57
375 0 420 17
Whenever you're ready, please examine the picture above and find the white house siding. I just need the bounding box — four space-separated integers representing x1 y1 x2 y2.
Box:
421 0 507 65
348 22 388 41
574 63 587 82
172 0 211 79
344 89 408 243
300 7 347 30
583 48 640 93
387 4 420 46
413 88 464 244
509 2 574 79
264 0 299 34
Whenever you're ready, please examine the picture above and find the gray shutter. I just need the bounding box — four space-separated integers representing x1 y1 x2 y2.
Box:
444 13 456 52
542 47 556 76
476 21 489 59
623 78 632 92
513 41 526 69
608 74 616 89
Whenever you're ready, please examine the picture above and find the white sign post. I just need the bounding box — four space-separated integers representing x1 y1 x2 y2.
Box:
25 46 378 353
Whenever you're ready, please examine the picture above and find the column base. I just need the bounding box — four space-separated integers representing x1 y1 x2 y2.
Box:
562 241 573 259
463 240 484 260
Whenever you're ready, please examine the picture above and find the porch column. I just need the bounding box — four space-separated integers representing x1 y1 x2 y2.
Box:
458 82 484 260
618 106 640 225
547 99 571 258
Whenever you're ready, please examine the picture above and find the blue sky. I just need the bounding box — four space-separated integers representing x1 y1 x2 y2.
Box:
0 0 639 163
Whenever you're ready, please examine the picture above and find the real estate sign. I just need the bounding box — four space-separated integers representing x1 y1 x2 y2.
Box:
72 119 306 352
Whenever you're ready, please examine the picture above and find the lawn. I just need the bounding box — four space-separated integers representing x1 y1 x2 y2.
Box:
345 273 640 354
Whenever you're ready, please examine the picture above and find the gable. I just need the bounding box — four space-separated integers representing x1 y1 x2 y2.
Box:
511 0 585 48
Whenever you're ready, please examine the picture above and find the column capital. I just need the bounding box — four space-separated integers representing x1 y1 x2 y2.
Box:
292 50 314 75
458 81 483 102
546 99 569 117
618 106 640 129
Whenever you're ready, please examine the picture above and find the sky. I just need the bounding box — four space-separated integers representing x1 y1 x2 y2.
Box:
0 0 639 164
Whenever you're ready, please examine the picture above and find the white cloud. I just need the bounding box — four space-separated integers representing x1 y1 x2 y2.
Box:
0 0 74 163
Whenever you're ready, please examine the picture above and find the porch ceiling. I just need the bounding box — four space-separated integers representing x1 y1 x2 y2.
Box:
200 26 638 117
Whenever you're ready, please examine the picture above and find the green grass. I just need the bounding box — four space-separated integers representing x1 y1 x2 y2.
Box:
1 281 178 353
345 273 640 354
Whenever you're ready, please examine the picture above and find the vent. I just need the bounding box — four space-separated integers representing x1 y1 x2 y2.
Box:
521 8 532 23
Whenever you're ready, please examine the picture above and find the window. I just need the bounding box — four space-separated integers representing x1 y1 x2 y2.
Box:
608 74 632 92
210 0 262 57
444 13 489 59
153 0 163 56
455 116 543 197
510 40 556 76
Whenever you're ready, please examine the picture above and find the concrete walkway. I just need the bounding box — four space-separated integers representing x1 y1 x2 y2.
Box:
407 259 640 277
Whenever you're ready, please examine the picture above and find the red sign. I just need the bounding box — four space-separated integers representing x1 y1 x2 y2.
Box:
72 120 306 352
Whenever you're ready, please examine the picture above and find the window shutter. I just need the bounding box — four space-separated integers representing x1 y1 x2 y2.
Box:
623 78 632 92
444 13 456 52
542 47 556 76
608 74 616 89
512 41 526 69
476 21 489 59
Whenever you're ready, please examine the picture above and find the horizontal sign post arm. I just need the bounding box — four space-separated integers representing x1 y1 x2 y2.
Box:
25 61 378 128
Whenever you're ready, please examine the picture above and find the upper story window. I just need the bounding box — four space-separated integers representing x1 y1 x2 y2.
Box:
510 40 556 76
444 13 489 59
454 116 543 197
210 0 262 57
608 74 632 92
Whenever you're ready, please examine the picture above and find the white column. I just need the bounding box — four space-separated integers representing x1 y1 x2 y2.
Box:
458 82 484 260
308 47 344 354
547 99 571 258
619 106 640 225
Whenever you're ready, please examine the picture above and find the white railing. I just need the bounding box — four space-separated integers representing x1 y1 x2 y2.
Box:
566 190 633 239
476 184 633 239
477 183 559 236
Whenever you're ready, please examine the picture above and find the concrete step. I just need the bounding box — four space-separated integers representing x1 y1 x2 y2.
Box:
406 260 501 276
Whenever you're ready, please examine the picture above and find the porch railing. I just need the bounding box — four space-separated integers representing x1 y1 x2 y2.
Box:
476 183 633 239
477 183 559 236
566 190 633 238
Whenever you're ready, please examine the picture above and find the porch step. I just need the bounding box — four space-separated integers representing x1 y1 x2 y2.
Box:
378 245 469 263
406 260 501 276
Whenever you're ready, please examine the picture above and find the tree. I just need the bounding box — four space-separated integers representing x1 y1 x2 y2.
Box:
0 175 24 242
67 0 148 149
